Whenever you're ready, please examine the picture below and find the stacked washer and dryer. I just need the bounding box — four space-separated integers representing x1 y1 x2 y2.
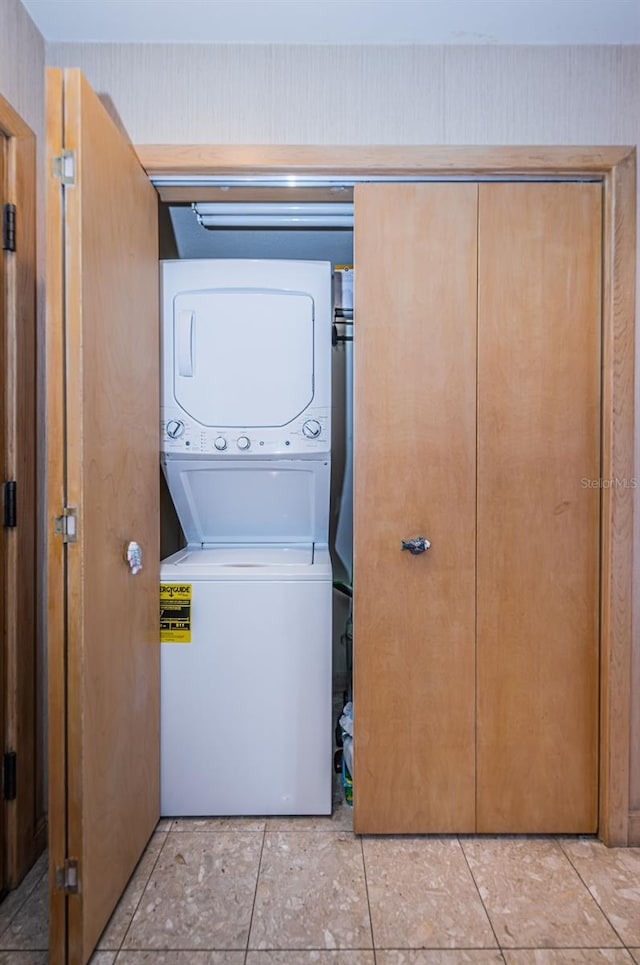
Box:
160 259 333 817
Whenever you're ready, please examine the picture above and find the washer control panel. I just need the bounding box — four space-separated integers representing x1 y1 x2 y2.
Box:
161 406 330 456
166 419 185 439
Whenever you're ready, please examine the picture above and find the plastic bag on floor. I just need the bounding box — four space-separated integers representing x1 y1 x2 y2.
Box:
339 701 353 806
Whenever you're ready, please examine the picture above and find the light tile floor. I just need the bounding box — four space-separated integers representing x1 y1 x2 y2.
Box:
1 790 639 964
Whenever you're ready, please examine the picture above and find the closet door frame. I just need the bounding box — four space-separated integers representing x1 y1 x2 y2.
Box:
0 93 42 886
138 144 636 847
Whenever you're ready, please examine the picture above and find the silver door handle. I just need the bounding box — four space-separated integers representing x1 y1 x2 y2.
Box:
401 536 431 555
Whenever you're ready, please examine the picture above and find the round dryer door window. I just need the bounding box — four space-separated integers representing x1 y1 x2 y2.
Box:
173 289 315 428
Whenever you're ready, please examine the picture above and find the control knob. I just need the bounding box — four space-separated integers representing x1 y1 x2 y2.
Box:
302 419 322 439
166 419 185 439
237 436 251 451
214 436 227 451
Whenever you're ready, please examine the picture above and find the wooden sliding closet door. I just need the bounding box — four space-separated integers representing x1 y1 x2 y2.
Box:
353 184 478 834
476 182 602 832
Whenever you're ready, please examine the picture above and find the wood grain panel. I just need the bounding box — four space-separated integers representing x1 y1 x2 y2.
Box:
353 183 478 833
476 182 602 833
60 68 160 962
628 809 640 845
4 113 38 891
0 90 40 889
137 144 632 179
599 153 636 844
0 0 48 867
44 66 66 965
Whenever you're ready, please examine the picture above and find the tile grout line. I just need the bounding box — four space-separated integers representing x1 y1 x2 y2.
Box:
0 855 49 943
360 835 377 963
457 835 504 954
110 824 171 955
243 820 267 964
558 837 631 951
374 945 511 952
476 946 637 951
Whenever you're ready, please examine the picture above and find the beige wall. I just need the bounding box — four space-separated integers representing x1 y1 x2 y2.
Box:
0 0 45 137
43 40 640 821
46 43 637 146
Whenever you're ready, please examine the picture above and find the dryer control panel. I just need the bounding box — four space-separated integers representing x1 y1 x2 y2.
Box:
161 405 331 457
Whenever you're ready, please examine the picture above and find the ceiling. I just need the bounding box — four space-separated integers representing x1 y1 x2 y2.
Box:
20 0 640 45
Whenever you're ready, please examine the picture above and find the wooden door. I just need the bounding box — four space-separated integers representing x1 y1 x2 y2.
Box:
476 182 601 832
0 130 6 898
353 183 478 833
46 68 160 964
353 180 602 835
0 91 40 888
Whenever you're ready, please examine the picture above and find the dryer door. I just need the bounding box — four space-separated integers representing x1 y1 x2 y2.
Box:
173 289 314 427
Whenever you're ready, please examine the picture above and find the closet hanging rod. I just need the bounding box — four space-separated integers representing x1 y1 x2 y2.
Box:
194 201 353 228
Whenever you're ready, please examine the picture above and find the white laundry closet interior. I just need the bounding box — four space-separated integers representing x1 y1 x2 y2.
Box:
158 199 354 816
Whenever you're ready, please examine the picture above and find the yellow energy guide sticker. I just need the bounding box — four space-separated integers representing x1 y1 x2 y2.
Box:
160 584 192 643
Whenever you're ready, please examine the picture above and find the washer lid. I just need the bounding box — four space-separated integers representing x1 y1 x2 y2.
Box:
170 544 314 566
173 288 314 428
162 457 330 546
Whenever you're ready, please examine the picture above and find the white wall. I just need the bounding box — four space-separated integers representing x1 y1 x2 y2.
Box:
47 40 640 814
45 43 637 145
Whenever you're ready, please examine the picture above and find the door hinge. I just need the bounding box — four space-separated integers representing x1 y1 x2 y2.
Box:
55 858 79 894
2 481 16 528
52 149 76 185
2 203 16 252
54 506 78 542
2 752 16 801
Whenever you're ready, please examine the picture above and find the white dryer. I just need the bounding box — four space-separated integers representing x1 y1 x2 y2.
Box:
160 259 333 816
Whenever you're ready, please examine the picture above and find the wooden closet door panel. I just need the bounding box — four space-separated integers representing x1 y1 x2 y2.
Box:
476 182 601 833
47 68 160 963
353 183 478 833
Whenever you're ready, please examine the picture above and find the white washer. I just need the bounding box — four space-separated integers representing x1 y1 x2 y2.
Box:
160 260 333 816
160 545 332 815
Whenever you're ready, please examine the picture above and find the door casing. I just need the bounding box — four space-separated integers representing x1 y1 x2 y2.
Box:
0 92 42 888
138 143 636 848
0 120 6 903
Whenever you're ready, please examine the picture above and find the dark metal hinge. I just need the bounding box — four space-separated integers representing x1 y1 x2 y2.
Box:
2 481 16 528
3 752 16 801
2 204 15 252
55 858 79 894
